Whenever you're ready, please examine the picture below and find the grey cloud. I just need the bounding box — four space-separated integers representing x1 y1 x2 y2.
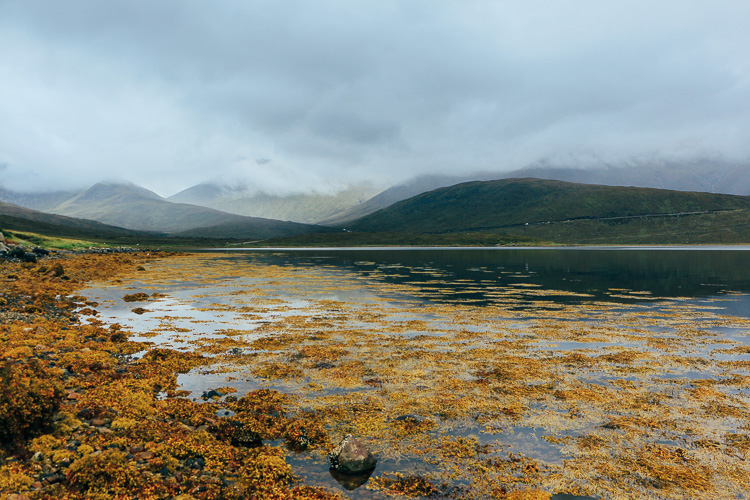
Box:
0 0 749 195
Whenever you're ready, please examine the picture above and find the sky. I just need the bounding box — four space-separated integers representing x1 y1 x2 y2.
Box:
1 1 749 197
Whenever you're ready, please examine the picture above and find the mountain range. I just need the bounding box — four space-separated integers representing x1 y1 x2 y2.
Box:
168 182 379 224
2 161 750 245
0 182 330 240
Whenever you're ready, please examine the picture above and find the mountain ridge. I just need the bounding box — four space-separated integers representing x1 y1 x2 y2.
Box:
347 177 750 244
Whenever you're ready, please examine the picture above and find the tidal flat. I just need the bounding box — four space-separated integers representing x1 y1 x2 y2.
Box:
72 249 750 499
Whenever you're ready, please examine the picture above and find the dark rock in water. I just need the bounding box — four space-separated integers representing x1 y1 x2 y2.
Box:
202 389 224 400
329 466 374 490
329 434 377 475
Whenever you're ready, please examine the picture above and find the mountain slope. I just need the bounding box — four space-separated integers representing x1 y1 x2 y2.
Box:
319 174 495 226
44 182 328 238
0 200 156 240
322 161 750 226
0 187 83 212
168 182 380 224
349 178 750 235
514 160 750 195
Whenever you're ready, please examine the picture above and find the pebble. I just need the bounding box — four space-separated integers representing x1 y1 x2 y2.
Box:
135 451 155 460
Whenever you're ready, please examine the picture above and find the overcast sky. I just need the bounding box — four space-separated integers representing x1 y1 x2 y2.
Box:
1 1 749 196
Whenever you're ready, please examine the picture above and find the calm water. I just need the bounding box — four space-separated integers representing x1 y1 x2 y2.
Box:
211 246 750 313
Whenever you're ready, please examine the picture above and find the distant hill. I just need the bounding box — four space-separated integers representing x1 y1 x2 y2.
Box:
0 187 83 212
168 182 380 224
1 182 329 239
0 200 155 240
321 161 750 225
319 174 495 226
348 178 750 244
514 160 750 195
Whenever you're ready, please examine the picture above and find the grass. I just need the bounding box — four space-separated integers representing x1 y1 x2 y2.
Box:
348 178 750 244
3 230 107 250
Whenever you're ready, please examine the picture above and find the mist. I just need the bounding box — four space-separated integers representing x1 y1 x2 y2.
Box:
1 1 749 196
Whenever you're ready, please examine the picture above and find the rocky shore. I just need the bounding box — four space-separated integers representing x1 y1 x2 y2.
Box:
0 247 344 499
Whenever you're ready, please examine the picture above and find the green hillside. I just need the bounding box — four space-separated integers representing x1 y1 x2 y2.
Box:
0 201 156 240
347 178 750 244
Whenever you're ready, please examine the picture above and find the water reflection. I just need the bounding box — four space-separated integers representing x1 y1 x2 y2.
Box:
212 247 750 311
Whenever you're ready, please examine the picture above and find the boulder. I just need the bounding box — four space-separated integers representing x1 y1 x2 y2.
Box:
8 245 26 259
49 263 65 277
328 434 377 475
329 466 374 490
0 231 4 242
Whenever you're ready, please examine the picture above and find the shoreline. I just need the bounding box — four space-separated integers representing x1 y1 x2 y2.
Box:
0 251 344 499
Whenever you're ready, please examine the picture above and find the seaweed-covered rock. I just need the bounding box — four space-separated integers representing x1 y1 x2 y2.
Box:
49 263 65 278
329 434 377 475
0 359 64 447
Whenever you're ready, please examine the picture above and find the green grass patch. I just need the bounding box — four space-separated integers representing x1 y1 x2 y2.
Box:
2 230 107 250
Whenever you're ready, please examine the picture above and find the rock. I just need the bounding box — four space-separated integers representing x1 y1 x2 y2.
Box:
0 231 4 242
23 252 37 263
32 247 49 256
328 434 377 475
0 242 8 255
49 263 65 277
77 408 96 420
8 246 26 259
329 466 374 490
201 389 223 400
227 421 262 447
